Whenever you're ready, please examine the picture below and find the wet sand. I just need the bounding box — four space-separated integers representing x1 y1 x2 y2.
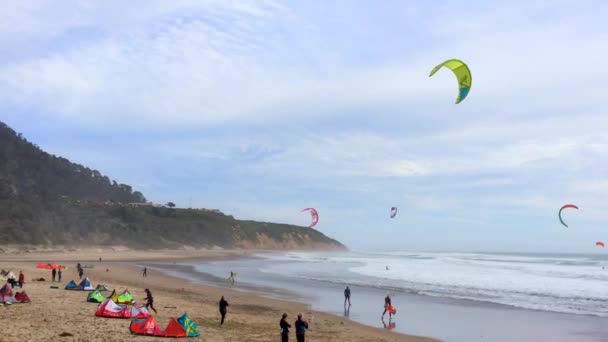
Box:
0 250 438 342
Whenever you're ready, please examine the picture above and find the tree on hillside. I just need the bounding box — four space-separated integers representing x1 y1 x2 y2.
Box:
166 202 176 208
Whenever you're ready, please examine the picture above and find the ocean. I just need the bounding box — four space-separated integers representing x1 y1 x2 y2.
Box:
255 251 608 317
152 251 608 341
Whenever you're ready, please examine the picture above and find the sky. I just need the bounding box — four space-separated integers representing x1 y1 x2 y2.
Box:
2 0 608 252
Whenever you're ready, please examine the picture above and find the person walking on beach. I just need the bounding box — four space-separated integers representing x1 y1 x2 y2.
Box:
295 313 309 342
144 288 157 314
280 313 291 342
143 266 147 278
78 267 84 279
58 267 62 282
219 296 229 325
382 294 392 318
51 268 57 282
18 271 24 288
344 286 351 306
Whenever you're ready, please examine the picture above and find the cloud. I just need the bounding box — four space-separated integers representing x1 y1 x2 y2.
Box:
2 1 607 130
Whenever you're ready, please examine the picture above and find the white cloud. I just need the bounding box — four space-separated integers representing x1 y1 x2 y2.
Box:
2 1 607 128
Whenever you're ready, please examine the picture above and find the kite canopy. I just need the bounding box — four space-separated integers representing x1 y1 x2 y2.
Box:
87 289 107 303
111 289 135 304
95 284 109 292
96 299 150 319
130 314 200 337
596 241 605 248
301 208 319 228
429 59 472 104
558 204 578 228
36 263 65 270
390 207 398 218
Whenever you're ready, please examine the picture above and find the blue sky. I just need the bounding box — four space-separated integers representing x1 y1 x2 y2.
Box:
2 1 608 252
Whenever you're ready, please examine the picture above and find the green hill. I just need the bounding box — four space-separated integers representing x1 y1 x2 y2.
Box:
0 121 345 250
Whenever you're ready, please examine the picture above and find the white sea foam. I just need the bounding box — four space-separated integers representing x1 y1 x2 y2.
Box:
257 251 608 316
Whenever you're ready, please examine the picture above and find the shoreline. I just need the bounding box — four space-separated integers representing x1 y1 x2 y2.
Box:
0 250 438 342
161 251 608 342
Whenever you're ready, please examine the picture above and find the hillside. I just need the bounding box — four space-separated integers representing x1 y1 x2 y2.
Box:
0 121 345 250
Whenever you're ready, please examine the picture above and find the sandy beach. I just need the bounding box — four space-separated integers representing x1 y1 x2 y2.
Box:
0 249 438 342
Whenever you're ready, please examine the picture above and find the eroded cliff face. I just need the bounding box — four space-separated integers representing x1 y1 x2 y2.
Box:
236 232 347 251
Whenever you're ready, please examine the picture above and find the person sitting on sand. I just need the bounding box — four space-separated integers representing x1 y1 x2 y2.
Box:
344 286 351 306
144 288 157 314
18 271 25 288
294 313 309 342
219 296 229 325
280 313 291 342
382 294 392 318
6 271 17 288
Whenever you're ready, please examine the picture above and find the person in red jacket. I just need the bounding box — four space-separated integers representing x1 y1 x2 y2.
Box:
18 271 25 288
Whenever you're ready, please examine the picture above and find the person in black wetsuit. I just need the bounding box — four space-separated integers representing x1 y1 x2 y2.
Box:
144 288 157 314
382 294 392 318
294 313 309 342
219 296 229 325
280 313 291 342
344 286 351 306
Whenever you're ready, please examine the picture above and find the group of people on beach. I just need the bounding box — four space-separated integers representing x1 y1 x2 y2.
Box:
344 285 395 320
51 267 63 282
280 312 310 342
2 270 25 288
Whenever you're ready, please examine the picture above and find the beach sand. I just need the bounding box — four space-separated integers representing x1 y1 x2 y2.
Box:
0 250 439 342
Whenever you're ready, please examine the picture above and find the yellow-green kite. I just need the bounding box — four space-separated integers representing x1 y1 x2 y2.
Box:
429 59 472 104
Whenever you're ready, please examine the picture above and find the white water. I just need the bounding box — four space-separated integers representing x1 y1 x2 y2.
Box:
257 251 608 316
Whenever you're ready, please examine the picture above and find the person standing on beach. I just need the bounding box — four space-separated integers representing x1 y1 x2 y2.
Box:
219 296 229 325
294 313 309 342
58 268 62 282
144 288 157 314
382 294 392 318
78 267 84 279
344 286 351 306
143 266 147 277
280 313 291 342
51 268 57 282
18 271 24 288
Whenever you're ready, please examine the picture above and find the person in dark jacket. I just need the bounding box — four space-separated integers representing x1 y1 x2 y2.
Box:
344 286 351 306
294 313 309 342
219 296 229 325
280 313 291 342
144 288 157 314
58 268 62 282
78 267 84 279
51 268 57 282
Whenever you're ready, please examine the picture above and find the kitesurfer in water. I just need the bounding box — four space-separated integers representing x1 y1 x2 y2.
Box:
382 294 392 318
